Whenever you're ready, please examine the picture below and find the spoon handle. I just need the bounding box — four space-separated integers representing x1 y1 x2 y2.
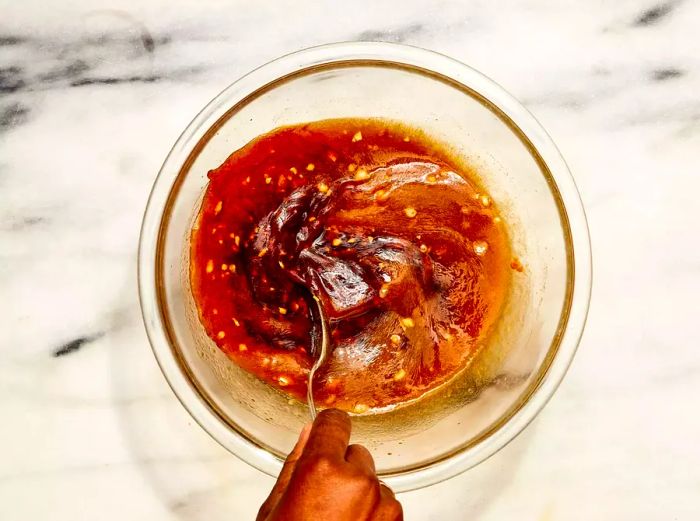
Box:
307 296 329 420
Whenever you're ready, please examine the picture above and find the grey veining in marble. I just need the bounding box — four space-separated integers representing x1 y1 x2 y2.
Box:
1 0 699 519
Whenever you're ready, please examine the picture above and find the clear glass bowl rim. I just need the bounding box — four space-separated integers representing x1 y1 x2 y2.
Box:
138 41 592 492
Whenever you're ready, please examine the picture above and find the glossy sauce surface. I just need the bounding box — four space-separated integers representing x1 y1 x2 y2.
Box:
190 119 511 413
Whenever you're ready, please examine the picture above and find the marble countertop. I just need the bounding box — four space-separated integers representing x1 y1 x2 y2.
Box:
2 0 699 519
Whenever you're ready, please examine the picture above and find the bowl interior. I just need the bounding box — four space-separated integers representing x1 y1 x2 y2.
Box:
152 58 573 490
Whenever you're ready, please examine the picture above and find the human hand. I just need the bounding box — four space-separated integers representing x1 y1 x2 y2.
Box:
256 409 403 521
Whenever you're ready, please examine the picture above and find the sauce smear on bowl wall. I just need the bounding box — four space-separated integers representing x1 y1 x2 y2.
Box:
190 118 512 413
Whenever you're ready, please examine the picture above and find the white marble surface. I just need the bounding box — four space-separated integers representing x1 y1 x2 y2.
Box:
1 0 699 519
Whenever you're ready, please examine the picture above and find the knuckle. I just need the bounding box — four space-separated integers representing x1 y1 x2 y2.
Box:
347 471 377 494
348 444 372 460
382 498 404 519
306 455 338 476
389 499 403 514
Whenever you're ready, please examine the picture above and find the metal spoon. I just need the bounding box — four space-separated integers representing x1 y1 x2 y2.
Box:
307 296 330 420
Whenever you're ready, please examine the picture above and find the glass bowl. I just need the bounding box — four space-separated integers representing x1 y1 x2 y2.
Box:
138 42 591 492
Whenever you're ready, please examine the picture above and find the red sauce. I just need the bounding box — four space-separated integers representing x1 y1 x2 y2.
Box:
190 119 511 413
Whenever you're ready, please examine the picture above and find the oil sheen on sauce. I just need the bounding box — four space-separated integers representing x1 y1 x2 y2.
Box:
190 119 512 414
